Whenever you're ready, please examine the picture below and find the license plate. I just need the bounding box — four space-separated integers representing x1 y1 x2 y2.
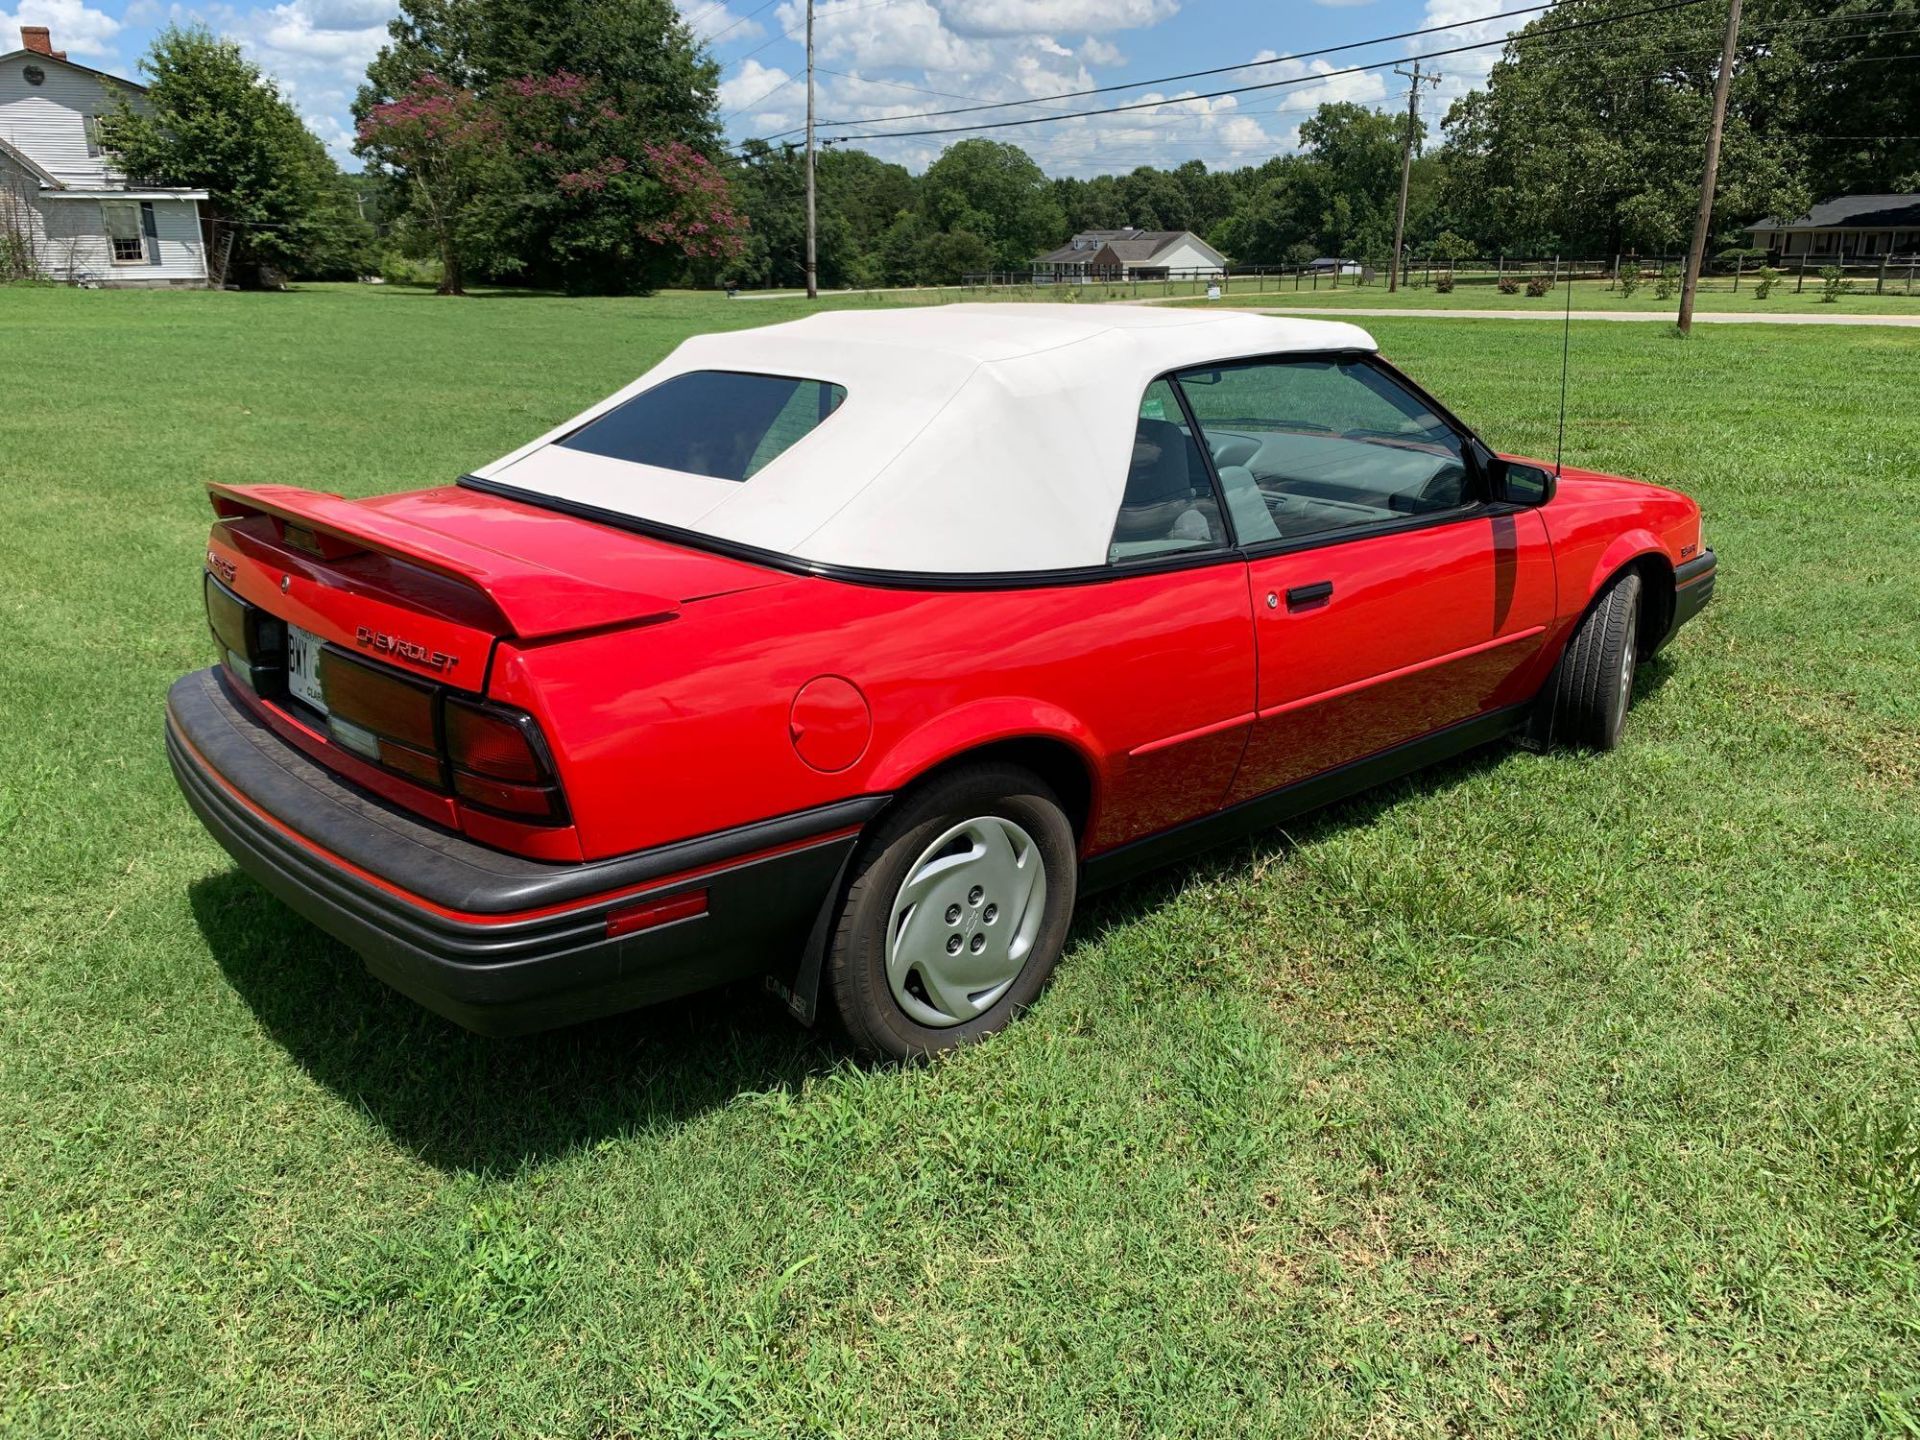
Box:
286 623 328 714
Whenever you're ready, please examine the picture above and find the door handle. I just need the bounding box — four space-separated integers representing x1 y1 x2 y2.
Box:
1285 581 1334 609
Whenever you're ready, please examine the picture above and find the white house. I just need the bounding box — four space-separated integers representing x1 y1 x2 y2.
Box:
0 26 207 286
1032 228 1228 283
1744 194 1920 263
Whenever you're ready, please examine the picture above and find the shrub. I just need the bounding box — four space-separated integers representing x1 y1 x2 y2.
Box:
1497 275 1519 295
1821 265 1847 303
1525 275 1551 297
1753 266 1781 300
1434 274 1454 294
1653 264 1681 300
1618 265 1642 299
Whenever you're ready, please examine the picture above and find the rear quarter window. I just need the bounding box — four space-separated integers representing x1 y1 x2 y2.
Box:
557 371 846 482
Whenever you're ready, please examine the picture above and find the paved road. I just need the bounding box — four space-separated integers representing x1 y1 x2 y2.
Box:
1216 304 1920 327
730 287 1920 325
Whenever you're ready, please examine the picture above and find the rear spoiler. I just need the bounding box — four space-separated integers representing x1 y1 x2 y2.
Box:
209 483 679 640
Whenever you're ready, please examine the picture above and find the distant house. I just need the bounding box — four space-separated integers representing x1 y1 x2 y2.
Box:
1032 228 1228 282
1745 194 1920 263
0 26 208 286
1307 257 1362 277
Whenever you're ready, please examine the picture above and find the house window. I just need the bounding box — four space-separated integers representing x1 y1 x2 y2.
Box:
102 201 148 264
83 114 101 157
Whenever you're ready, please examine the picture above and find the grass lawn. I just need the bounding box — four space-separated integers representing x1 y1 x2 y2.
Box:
752 271 1920 314
2 282 1917 1438
1147 270 1920 314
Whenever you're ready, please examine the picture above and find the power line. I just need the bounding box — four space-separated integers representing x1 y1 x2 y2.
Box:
790 5 1909 145
817 0 1716 143
812 0 1564 130
698 0 785 50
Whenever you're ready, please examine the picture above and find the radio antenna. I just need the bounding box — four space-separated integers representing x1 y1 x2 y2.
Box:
1554 256 1573 476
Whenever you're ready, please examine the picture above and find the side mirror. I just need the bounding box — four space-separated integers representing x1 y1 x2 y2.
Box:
1492 457 1556 506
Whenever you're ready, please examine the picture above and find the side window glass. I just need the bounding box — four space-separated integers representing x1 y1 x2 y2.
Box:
1175 359 1472 542
1108 380 1226 564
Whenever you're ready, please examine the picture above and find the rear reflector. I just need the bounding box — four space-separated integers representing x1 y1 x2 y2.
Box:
606 890 708 938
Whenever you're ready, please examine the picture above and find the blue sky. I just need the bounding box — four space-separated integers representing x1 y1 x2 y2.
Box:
3 0 1533 173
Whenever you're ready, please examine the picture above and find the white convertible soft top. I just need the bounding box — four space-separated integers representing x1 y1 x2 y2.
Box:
474 303 1378 575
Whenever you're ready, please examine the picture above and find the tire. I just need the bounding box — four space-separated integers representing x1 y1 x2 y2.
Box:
826 763 1078 1060
1546 570 1644 751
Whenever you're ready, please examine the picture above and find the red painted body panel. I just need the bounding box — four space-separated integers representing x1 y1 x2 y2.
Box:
486 562 1258 859
1235 511 1556 800
193 457 1703 870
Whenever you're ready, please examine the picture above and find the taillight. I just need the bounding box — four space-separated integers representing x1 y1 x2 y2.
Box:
318 649 443 785
315 655 568 824
202 578 569 827
205 575 284 691
445 696 567 822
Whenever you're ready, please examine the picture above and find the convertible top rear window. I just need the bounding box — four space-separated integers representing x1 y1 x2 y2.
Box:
558 370 847 482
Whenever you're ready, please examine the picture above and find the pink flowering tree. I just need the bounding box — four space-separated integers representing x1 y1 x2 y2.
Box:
494 72 747 292
355 75 508 294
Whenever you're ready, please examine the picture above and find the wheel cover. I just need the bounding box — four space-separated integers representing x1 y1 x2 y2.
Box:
885 815 1048 1029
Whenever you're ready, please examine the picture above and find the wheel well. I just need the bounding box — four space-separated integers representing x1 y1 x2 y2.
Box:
1625 553 1676 652
894 737 1096 839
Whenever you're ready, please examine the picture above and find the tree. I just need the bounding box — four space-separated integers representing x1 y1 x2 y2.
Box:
919 140 1065 271
1436 0 1806 256
105 26 370 282
355 75 510 293
356 0 731 292
731 140 848 288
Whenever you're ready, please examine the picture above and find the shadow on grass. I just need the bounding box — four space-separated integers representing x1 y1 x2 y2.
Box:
189 677 1670 1173
190 872 836 1176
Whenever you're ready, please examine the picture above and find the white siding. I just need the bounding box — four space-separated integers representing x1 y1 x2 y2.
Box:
1147 238 1226 275
0 147 49 264
0 56 140 187
31 196 206 284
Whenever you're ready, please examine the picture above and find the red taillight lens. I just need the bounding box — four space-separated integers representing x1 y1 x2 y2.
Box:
445 700 546 782
445 696 567 823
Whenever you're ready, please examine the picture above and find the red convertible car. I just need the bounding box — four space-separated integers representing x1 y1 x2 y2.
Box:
168 305 1714 1057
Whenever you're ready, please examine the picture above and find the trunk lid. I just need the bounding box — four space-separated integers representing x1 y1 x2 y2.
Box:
206 482 785 691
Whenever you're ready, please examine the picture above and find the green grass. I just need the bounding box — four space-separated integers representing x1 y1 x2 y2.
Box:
1158 271 1920 314
752 270 1920 313
2 282 1918 1438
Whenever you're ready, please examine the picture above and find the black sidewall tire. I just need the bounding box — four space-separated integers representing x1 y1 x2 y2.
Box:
827 764 1078 1061
1551 570 1644 751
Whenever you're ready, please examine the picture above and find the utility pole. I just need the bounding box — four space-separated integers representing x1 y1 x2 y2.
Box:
1678 0 1741 334
1389 60 1440 294
804 0 818 300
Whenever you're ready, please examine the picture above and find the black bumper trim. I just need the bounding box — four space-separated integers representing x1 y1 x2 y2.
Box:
167 669 883 1034
1671 548 1715 636
167 668 883 915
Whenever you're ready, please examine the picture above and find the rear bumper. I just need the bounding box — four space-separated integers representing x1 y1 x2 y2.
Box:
167 668 881 1034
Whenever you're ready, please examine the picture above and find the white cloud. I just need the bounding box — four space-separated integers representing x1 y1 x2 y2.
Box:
719 56 798 128
1411 0 1531 102
940 0 1178 38
158 0 395 163
1078 34 1122 66
678 0 765 44
1 0 122 58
